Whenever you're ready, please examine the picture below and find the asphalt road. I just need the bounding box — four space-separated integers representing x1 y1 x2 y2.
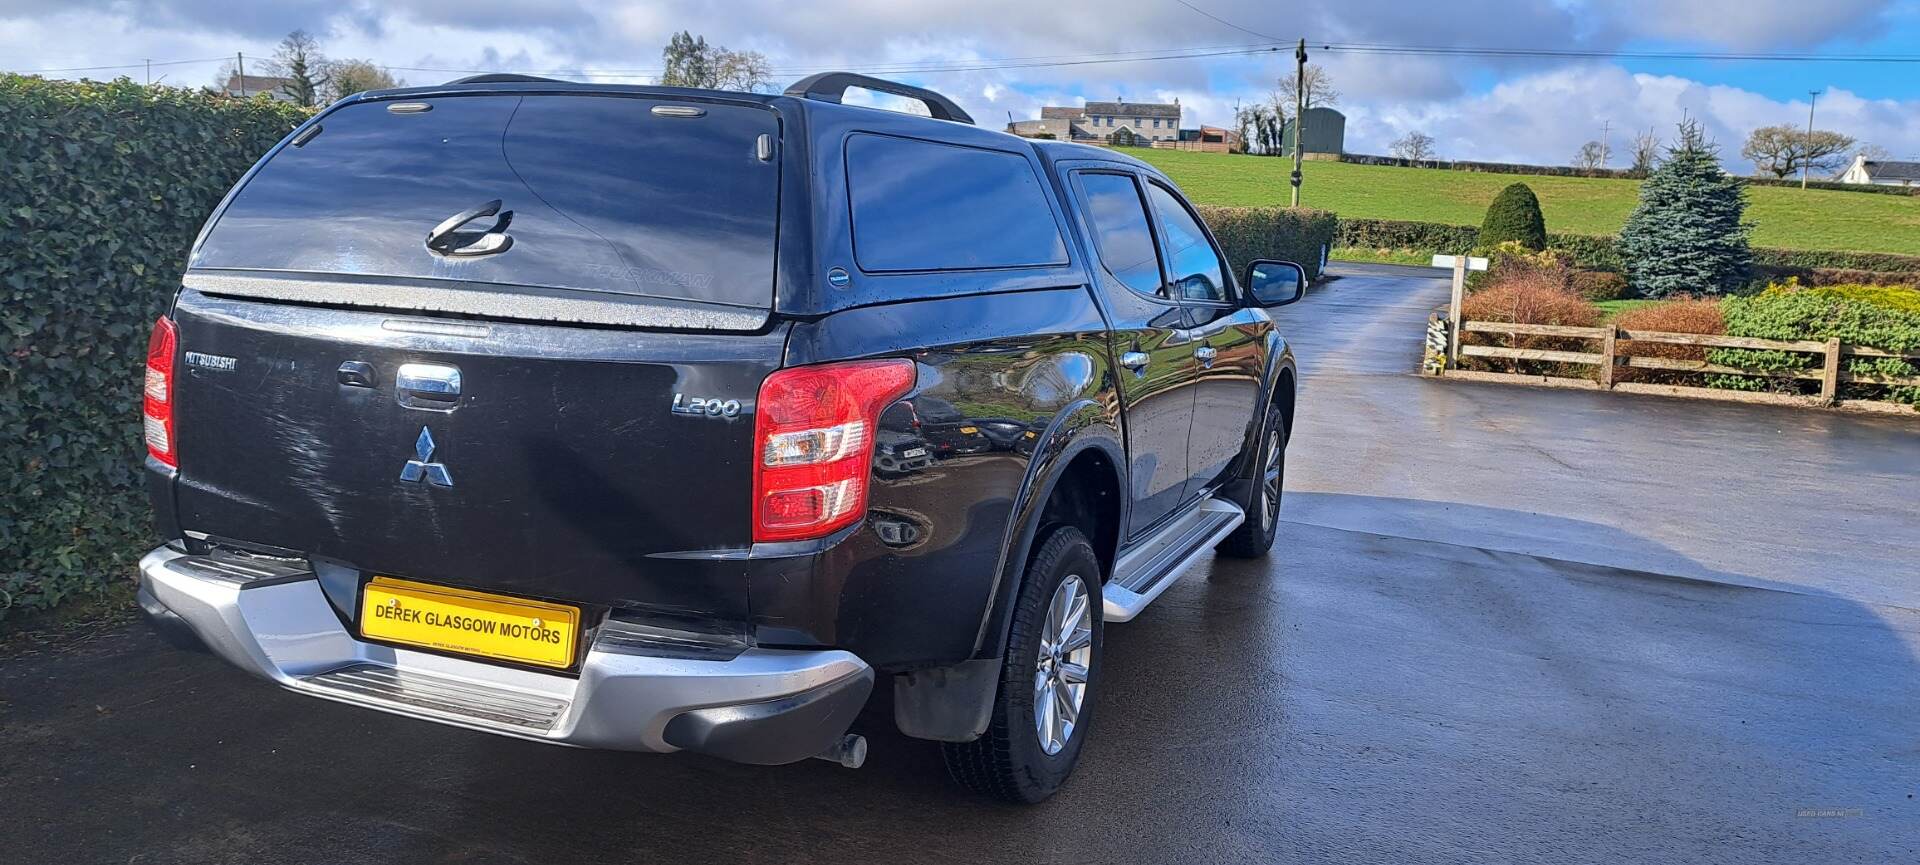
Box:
4 264 1917 864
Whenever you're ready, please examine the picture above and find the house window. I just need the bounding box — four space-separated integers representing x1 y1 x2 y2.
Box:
1152 119 1160 129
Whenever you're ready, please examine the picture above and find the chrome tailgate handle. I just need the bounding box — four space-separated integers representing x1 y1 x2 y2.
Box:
396 363 461 411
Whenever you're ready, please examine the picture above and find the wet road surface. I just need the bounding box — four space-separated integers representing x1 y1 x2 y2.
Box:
4 263 1917 864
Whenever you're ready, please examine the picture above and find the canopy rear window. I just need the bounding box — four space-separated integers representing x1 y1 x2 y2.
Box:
193 93 779 312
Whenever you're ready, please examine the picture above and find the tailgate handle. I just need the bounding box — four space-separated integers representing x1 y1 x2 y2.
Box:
396 363 462 411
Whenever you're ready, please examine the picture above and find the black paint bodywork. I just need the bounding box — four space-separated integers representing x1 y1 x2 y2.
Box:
148 80 1297 697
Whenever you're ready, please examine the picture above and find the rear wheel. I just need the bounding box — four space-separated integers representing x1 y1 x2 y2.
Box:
943 525 1103 803
1216 404 1285 559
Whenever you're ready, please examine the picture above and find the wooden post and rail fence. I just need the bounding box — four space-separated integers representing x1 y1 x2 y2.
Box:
1422 260 1920 414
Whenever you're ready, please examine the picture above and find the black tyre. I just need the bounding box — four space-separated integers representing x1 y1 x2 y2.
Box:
943 525 1103 803
1216 405 1285 559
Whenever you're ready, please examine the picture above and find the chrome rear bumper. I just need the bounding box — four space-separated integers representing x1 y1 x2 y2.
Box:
137 546 871 764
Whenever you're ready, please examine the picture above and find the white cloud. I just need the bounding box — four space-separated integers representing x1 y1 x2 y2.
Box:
2 0 1913 169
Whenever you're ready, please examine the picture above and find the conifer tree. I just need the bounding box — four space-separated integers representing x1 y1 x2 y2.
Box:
1619 120 1753 297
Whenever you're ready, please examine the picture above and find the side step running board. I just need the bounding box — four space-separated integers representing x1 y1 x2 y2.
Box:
1102 498 1245 623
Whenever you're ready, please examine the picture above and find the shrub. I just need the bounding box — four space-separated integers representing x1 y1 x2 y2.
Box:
1619 120 1753 298
1333 218 1920 279
1613 298 1725 383
1198 206 1339 280
1753 267 1920 290
1707 284 1920 406
1571 270 1630 301
0 76 309 620
1335 218 1477 255
1477 182 1547 251
1460 271 1601 377
1470 241 1574 292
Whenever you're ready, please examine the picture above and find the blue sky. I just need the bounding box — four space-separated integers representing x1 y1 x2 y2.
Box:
3 0 1917 170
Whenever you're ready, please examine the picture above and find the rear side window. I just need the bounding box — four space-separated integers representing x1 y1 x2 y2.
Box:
845 134 1068 272
1076 173 1164 297
194 94 779 309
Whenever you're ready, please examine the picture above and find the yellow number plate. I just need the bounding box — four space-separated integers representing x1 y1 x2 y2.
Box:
359 577 579 669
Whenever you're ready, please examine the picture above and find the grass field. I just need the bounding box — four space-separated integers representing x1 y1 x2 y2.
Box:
1134 149 1920 256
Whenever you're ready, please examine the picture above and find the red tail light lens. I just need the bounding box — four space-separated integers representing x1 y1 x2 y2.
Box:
752 359 915 542
143 316 178 468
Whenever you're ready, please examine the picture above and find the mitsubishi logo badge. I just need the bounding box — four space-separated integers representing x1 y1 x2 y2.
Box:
399 426 454 487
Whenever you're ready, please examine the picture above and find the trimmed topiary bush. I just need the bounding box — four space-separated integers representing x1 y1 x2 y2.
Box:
1 76 309 620
1477 182 1547 252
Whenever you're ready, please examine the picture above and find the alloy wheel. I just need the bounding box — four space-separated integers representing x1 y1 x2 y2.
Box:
1033 574 1092 755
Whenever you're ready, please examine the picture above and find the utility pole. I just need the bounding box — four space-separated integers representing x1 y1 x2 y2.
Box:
1803 89 1821 190
1290 38 1306 207
144 59 151 86
1600 119 1611 166
237 52 247 97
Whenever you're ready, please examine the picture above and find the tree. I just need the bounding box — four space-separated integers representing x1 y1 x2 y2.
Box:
1275 64 1338 119
1741 124 1856 179
1236 103 1282 155
327 60 401 100
660 31 770 92
1478 183 1547 252
265 30 329 107
1389 130 1436 161
1575 140 1611 171
711 48 771 92
1628 128 1661 177
1619 119 1752 298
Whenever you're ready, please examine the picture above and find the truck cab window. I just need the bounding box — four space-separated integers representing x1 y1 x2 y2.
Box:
1145 182 1230 304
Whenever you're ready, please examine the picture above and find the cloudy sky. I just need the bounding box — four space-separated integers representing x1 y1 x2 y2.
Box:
5 0 1919 171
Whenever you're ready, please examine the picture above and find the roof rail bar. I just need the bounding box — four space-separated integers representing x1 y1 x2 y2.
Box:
783 72 974 125
444 73 567 85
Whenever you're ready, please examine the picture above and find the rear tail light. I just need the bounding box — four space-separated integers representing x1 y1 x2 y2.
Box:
752 359 915 543
143 316 178 468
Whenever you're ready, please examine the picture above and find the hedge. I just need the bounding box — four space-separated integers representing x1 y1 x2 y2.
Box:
0 76 308 620
1338 153 1919 196
1198 206 1339 281
1333 217 1920 278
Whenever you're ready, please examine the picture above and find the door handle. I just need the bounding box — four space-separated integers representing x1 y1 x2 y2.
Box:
396 362 462 411
1120 351 1150 372
1194 346 1218 368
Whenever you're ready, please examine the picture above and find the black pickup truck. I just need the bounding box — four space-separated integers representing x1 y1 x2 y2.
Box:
135 72 1304 803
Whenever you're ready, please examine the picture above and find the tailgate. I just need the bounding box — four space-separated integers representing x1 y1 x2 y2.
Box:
169 291 784 618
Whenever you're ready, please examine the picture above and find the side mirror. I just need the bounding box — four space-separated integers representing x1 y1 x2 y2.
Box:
1244 260 1307 307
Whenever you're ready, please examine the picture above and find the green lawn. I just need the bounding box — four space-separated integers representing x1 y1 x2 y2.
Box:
1594 300 1658 319
1134 150 1920 256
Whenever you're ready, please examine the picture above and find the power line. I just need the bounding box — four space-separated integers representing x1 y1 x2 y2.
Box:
1172 0 1288 44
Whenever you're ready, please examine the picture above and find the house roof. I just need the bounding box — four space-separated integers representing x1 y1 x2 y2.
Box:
1040 106 1083 119
1863 160 1920 181
1083 101 1180 119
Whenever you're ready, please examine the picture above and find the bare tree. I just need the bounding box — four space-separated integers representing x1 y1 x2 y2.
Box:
1628 128 1661 177
264 30 329 107
1741 124 1856 179
711 48 772 92
1389 130 1436 162
1855 143 1894 162
1575 140 1612 171
660 30 771 92
1275 64 1338 120
327 60 401 100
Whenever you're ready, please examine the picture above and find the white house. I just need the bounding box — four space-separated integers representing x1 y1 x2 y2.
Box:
1837 154 1920 187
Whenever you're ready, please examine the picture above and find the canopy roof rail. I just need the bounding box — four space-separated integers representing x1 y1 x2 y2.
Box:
444 73 567 85
783 72 974 125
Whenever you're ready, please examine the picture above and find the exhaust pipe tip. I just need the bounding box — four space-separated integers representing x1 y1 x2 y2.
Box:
815 734 867 769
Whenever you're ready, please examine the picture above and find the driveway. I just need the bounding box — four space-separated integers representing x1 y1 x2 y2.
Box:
2 263 1916 864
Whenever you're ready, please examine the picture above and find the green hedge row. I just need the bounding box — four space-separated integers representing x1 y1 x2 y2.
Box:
1333 217 1920 278
0 76 308 620
1198 206 1339 281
